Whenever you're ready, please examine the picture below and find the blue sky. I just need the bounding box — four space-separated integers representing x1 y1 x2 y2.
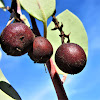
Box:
0 0 100 100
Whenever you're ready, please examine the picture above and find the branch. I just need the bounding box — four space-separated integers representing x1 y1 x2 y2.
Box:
46 59 68 100
29 15 41 36
6 17 14 26
52 10 70 44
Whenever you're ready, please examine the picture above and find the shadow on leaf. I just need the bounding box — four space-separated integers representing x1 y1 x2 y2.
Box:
0 81 21 100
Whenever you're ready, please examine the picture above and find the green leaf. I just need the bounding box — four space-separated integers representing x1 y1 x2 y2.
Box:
0 0 6 11
19 0 56 22
0 69 21 100
21 15 30 27
0 0 4 7
47 10 88 75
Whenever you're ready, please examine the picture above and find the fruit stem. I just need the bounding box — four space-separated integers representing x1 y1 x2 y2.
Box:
43 21 47 38
17 0 22 16
29 15 41 36
0 6 10 11
52 11 65 44
6 0 24 24
52 10 70 44
46 59 68 100
6 17 14 26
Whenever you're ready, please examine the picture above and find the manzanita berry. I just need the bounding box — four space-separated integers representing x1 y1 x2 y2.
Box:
28 36 53 63
1 22 35 56
55 43 87 74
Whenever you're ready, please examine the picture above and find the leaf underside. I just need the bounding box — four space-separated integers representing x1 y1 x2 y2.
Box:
0 0 6 11
19 0 56 22
0 69 21 100
47 9 88 75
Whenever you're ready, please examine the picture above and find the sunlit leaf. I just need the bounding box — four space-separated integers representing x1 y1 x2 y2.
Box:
20 14 30 27
0 0 6 11
47 10 88 75
0 69 21 100
19 0 56 22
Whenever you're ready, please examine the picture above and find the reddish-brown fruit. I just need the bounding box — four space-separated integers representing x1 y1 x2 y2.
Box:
1 23 35 56
28 36 53 63
55 43 87 74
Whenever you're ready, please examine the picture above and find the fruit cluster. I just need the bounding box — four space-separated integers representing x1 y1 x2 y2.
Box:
0 22 87 74
0 22 53 63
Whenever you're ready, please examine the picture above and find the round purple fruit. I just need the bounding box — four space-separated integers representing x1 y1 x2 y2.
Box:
28 36 53 63
55 43 87 74
1 23 35 56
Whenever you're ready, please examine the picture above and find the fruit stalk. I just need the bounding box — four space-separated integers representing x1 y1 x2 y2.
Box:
29 15 41 36
52 11 64 44
52 10 70 44
43 21 47 38
46 59 68 100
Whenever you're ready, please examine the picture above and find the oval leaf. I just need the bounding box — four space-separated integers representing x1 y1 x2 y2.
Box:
0 0 6 11
0 69 21 100
47 10 88 75
19 0 56 22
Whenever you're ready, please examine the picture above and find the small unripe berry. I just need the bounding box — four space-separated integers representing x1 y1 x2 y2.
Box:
1 23 35 56
55 43 87 74
28 36 53 63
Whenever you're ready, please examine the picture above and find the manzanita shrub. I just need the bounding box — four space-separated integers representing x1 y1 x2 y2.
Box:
0 0 88 100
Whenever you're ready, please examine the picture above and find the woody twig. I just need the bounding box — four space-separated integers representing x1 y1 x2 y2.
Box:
52 10 70 44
